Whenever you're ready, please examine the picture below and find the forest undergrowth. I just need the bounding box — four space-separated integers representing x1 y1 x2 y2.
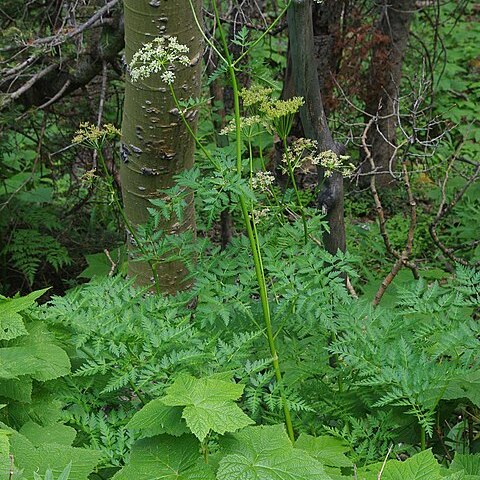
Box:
0 1 479 479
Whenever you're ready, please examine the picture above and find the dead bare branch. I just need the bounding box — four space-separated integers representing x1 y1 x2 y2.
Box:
429 153 480 267
2 63 57 108
29 0 119 48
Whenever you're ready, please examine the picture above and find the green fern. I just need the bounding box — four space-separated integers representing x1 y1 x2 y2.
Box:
3 229 71 286
328 267 480 445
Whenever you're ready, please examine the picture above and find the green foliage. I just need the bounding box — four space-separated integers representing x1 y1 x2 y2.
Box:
33 463 72 480
357 450 443 480
6 426 100 480
3 229 71 287
112 434 215 480
218 424 330 480
0 291 101 480
295 434 352 470
1 3 479 480
449 453 480 478
0 130 72 290
115 378 480 480
36 277 264 465
429 3 480 161
0 289 70 420
161 374 254 441
328 269 480 439
128 399 188 438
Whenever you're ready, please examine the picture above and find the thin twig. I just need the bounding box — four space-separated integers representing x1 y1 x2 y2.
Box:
104 248 117 277
0 54 38 81
92 60 108 168
203 9 286 35
29 0 119 47
429 153 480 267
362 118 418 273
362 118 419 305
38 79 71 109
377 444 394 479
3 63 57 106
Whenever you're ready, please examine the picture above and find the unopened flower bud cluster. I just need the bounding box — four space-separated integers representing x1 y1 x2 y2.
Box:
260 97 304 121
240 85 273 109
237 85 304 138
129 36 190 84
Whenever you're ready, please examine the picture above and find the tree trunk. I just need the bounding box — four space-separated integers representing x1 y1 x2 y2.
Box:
121 0 202 293
361 0 416 187
312 0 346 116
287 0 346 254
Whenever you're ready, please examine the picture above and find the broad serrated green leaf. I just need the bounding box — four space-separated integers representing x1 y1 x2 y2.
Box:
357 450 442 480
0 289 49 341
161 375 254 441
0 344 70 381
0 347 39 379
295 434 352 468
127 399 189 438
162 374 245 405
182 401 253 442
0 377 33 402
5 394 64 427
450 453 480 476
25 344 71 381
0 429 10 463
218 424 332 480
9 431 101 480
443 371 480 407
112 434 214 480
20 422 76 447
442 472 466 480
0 313 27 341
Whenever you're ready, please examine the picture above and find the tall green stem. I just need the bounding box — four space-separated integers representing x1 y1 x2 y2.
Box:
281 136 308 245
212 0 294 442
97 150 160 294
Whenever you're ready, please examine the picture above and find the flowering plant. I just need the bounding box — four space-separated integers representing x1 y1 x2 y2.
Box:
129 36 190 84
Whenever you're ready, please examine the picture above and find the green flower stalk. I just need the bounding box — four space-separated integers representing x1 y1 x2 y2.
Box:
210 0 295 442
127 7 297 440
73 123 161 293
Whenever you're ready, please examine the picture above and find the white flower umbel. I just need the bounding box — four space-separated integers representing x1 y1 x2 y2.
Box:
129 36 190 83
314 150 355 178
251 171 275 191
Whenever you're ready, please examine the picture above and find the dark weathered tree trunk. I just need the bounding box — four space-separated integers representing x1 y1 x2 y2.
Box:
121 0 202 293
287 0 346 254
361 0 416 187
312 0 346 116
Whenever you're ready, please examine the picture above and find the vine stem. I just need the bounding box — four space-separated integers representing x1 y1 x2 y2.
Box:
420 425 426 451
211 0 294 442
